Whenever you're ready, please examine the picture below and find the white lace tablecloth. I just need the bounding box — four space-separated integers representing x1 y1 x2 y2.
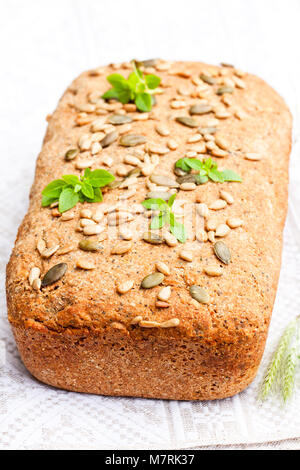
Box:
1 0 300 450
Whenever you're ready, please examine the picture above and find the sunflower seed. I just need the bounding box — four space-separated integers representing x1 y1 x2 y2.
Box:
167 139 179 150
164 232 178 247
83 225 105 236
161 318 180 327
61 211 75 221
108 114 132 125
143 231 164 244
150 174 179 187
156 301 170 309
130 315 143 324
29 267 40 286
206 218 218 231
111 241 132 254
214 241 231 264
189 104 212 115
158 286 171 301
147 143 169 155
208 231 215 243
180 182 196 191
220 190 234 205
119 134 146 147
32 278 41 291
100 130 118 148
41 263 67 287
198 126 217 135
107 212 134 226
189 285 209 304
57 243 76 255
141 272 165 289
175 116 198 128
117 280 134 294
79 239 103 252
244 152 261 161
78 135 92 151
204 266 223 277
197 203 209 218
216 86 234 95
155 124 170 136
146 191 172 201
179 250 193 262
119 226 133 240
76 259 95 270
41 244 60 259
215 223 230 237
209 199 227 210
65 148 79 161
138 58 159 67
155 261 170 275
187 134 202 143
139 320 161 327
80 208 92 219
227 217 243 228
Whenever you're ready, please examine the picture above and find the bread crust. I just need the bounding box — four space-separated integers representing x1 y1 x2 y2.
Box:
6 61 292 400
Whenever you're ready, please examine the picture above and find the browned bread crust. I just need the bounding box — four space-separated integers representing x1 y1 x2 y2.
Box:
6 60 292 400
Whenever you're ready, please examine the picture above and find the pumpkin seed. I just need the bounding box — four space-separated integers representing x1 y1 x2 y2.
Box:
41 263 67 287
216 86 234 95
100 130 118 147
175 116 198 128
141 272 164 289
213 241 231 264
79 239 103 252
150 174 179 188
143 231 164 244
119 134 146 147
65 148 79 161
189 104 212 115
198 126 217 135
107 179 123 189
174 167 187 177
189 285 209 304
176 174 197 185
146 191 172 201
200 74 216 85
108 114 132 125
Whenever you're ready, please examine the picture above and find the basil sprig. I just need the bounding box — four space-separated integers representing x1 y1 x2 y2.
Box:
175 157 242 184
42 168 115 213
141 194 186 243
102 61 161 112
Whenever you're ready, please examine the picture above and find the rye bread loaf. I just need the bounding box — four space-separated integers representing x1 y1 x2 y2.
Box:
6 60 292 400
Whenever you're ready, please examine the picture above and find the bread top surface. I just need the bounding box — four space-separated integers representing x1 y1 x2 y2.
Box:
6 60 292 341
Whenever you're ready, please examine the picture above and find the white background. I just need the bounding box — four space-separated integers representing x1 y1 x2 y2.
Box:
1 0 300 450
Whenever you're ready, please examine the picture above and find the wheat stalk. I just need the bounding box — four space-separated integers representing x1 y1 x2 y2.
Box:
260 316 299 400
282 324 300 402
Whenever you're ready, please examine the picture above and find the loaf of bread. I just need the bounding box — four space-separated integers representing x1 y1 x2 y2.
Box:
6 60 292 400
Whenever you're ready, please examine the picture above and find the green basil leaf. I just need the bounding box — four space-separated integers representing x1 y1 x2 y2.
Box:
135 93 152 112
145 74 161 89
106 73 129 90
169 213 187 243
62 174 80 186
102 88 120 100
221 169 242 182
185 158 204 171
150 213 167 230
208 169 225 183
87 169 115 188
194 174 209 185
175 159 188 172
41 194 59 207
58 188 79 213
83 187 103 203
141 198 168 210
168 193 177 208
42 179 66 197
81 182 94 199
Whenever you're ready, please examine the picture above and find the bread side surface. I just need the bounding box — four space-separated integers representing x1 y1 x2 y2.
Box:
6 60 292 400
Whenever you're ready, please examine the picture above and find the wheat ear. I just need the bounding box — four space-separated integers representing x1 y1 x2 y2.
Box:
282 324 300 402
260 317 299 400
